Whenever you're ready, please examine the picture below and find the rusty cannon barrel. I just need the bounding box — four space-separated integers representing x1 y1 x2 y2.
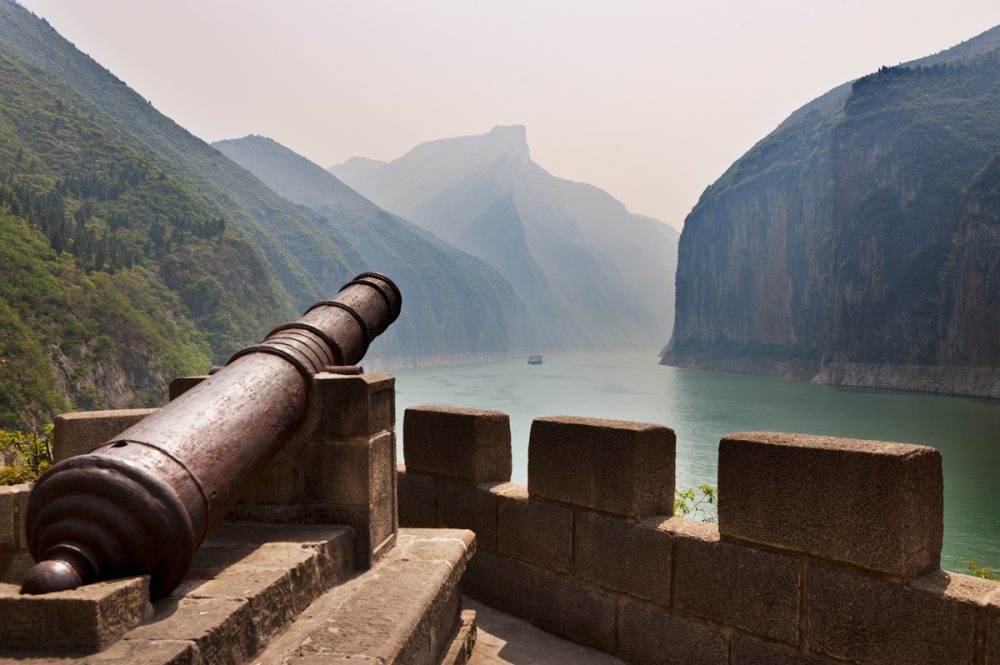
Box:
20 272 401 599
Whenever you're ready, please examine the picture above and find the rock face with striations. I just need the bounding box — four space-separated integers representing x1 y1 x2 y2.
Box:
665 26 1000 398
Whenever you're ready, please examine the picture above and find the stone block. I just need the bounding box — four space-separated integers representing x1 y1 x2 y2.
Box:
528 416 674 518
438 608 477 665
573 510 671 605
719 432 943 578
732 634 828 665
398 465 437 528
300 434 391 507
312 372 395 439
0 484 29 552
168 375 207 401
183 563 296 650
807 565 989 664
529 568 616 653
987 589 1000 665
253 529 473 665
437 479 499 551
675 530 801 644
464 550 533 618
15 486 29 551
617 598 728 665
403 405 512 484
496 485 572 572
0 551 35 584
0 577 149 653
129 596 254 665
10 639 199 664
52 408 158 462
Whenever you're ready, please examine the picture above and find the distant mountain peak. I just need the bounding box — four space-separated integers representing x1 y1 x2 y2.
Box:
485 124 529 158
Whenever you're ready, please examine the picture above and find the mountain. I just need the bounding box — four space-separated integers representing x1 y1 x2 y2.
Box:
330 126 679 351
0 0 528 428
0 46 249 427
213 135 531 362
664 26 1000 398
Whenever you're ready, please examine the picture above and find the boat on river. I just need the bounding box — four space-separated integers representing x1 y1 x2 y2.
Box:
528 354 543 365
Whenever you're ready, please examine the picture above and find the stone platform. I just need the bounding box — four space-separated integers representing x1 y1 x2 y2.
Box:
0 526 475 665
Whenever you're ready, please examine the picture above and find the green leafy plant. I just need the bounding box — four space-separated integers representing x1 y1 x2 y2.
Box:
674 484 717 522
0 423 53 485
968 561 1000 582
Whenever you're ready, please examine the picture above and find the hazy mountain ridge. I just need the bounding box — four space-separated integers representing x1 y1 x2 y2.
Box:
213 135 532 362
666 26 1000 398
331 126 679 351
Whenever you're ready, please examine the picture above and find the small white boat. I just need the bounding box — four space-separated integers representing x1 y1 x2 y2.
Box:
528 354 543 365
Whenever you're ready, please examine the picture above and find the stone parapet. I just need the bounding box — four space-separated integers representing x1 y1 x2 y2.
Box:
719 431 943 578
403 405 511 484
52 408 158 461
399 405 993 665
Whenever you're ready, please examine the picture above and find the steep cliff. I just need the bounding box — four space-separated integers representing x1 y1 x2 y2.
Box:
666 27 1000 398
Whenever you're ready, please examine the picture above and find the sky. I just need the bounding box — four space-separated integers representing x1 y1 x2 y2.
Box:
16 1 1000 228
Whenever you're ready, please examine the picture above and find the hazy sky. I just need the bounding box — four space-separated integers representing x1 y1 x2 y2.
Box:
16 1 1000 227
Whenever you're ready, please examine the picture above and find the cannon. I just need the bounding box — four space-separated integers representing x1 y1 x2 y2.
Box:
20 272 401 599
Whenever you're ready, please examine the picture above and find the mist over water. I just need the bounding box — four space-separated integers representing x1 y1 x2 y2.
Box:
394 352 1000 572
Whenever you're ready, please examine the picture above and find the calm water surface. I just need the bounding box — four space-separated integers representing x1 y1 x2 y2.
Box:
391 351 1000 572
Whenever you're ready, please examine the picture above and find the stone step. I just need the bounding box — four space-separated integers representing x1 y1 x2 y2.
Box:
255 528 476 665
0 523 354 664
439 610 477 665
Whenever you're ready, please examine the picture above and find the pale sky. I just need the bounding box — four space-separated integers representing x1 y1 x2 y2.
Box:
16 0 1000 227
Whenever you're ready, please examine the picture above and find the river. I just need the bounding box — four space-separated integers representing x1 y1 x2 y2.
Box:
390 351 1000 573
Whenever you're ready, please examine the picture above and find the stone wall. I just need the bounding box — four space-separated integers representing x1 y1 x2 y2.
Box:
398 405 1000 665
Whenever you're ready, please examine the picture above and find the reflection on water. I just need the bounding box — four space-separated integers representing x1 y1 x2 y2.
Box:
393 351 1000 572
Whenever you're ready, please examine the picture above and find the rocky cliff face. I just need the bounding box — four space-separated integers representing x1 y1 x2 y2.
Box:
666 28 1000 398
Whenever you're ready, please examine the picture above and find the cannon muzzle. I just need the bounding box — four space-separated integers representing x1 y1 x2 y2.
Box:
20 272 401 598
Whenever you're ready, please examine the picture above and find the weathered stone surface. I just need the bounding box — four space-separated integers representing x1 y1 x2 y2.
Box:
403 405 512 484
188 524 353 613
167 375 207 401
181 564 296 650
464 549 533 619
438 479 498 551
0 577 149 653
52 408 158 462
987 587 1000 665
675 530 800 644
0 484 29 552
128 596 253 665
528 416 674 518
719 432 943 577
0 551 34 584
574 510 671 605
0 639 197 664
496 485 572 572
732 634 828 665
255 529 475 665
398 464 437 528
617 598 728 665
807 565 988 664
313 373 395 439
439 609 477 665
14 487 28 552
529 569 616 653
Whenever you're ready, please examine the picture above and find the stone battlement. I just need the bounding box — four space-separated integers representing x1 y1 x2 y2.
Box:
398 405 1000 664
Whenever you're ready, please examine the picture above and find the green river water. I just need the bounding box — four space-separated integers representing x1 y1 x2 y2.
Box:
391 351 1000 573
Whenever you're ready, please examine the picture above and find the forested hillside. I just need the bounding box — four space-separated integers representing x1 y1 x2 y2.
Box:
0 0 533 428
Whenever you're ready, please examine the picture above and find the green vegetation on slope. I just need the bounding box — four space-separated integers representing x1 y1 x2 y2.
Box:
0 39 281 427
